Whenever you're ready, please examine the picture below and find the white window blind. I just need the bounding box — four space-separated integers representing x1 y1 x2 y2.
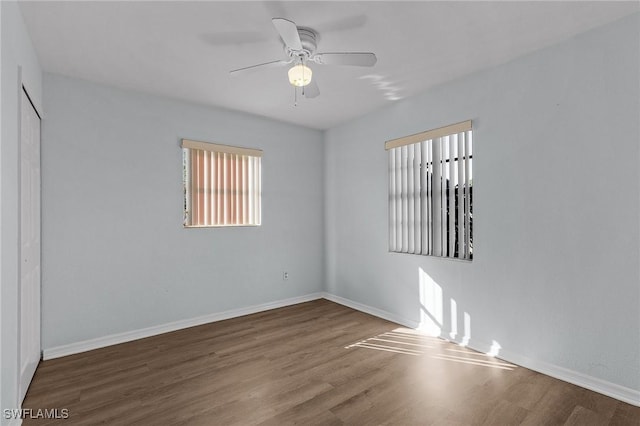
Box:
182 139 262 227
385 121 473 260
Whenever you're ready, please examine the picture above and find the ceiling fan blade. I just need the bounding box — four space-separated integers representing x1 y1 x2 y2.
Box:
304 79 320 99
229 59 290 76
272 18 303 51
314 52 377 67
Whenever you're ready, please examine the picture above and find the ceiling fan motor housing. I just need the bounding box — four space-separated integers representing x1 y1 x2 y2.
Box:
285 27 318 59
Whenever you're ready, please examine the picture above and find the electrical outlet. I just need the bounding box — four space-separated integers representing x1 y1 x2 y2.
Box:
283 271 289 280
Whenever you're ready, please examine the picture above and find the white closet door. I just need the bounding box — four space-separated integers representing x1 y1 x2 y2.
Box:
19 88 41 403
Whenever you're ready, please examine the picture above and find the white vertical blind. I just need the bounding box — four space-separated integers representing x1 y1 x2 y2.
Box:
407 144 415 254
386 121 472 260
182 139 262 227
432 138 442 256
421 142 429 254
413 142 422 255
448 135 456 257
465 132 472 258
457 132 465 258
395 146 402 250
426 139 432 255
389 149 397 251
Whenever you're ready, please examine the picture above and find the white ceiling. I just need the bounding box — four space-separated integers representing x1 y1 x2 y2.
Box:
19 1 639 130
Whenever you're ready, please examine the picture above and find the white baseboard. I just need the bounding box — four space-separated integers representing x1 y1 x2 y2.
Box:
497 347 640 407
41 291 639 407
321 292 420 329
322 293 639 407
42 293 324 360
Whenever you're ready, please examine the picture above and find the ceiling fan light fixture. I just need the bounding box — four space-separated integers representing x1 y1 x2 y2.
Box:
288 63 312 87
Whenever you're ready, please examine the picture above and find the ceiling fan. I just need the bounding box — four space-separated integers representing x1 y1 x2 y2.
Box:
230 18 377 99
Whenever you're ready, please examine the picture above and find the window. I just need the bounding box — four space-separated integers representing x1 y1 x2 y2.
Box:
182 139 262 227
385 121 473 260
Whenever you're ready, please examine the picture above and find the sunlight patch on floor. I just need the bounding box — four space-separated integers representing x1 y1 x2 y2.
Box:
345 328 437 356
346 328 516 371
431 353 516 370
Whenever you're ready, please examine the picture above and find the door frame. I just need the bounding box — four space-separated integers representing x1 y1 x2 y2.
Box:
17 78 42 405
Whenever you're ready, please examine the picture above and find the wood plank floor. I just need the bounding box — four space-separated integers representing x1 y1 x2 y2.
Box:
23 299 640 425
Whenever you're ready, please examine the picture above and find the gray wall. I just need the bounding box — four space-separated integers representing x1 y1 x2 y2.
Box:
1 1 43 421
41 74 324 349
325 13 639 392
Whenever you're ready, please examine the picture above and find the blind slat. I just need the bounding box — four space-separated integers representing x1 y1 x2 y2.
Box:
420 141 428 255
432 138 442 256
237 155 242 224
465 131 472 259
440 137 447 257
448 136 455 257
395 146 402 250
256 157 262 224
231 154 237 223
242 155 247 224
196 150 204 225
426 139 432 255
414 142 422 255
248 155 254 224
203 150 209 226
457 132 465 257
217 152 223 225
401 146 409 252
389 149 397 252
407 144 415 254
193 149 199 225
223 153 228 225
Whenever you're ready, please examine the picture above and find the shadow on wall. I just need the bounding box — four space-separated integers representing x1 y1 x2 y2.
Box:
418 267 501 357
